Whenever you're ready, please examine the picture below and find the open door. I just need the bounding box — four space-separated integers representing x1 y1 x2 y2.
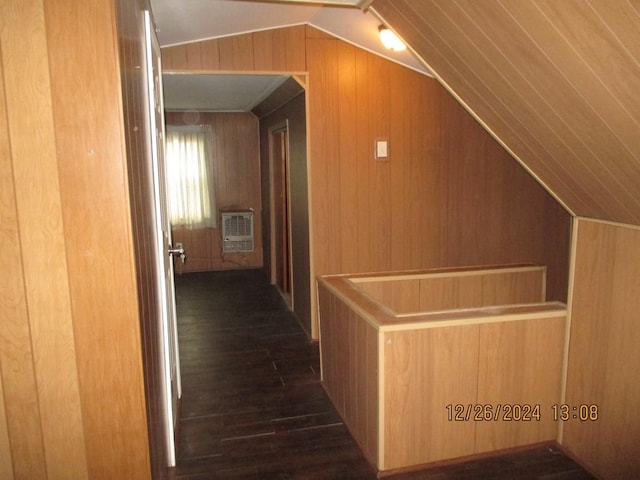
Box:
144 10 182 467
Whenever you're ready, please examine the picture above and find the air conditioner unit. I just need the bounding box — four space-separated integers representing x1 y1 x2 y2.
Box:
221 211 254 253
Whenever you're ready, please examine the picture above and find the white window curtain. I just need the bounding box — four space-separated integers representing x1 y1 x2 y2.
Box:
165 125 216 229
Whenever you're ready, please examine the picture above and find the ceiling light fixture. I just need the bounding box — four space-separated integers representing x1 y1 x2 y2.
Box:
378 25 406 52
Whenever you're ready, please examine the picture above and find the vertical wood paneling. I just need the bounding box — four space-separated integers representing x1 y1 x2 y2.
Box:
185 42 204 69
318 289 346 414
1 1 89 478
563 219 640 478
253 29 275 71
167 112 262 272
46 0 153 477
354 47 372 272
358 267 545 314
385 280 420 313
476 316 565 452
198 39 221 70
368 53 392 272
1 0 155 477
282 25 306 71
384 326 479 469
252 26 306 71
317 284 379 465
219 33 255 70
306 36 334 275
0 39 48 480
0 378 13 480
163 27 306 73
388 62 406 270
337 41 359 273
161 44 188 70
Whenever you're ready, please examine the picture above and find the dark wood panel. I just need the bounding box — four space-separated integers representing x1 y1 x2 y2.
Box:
259 93 312 338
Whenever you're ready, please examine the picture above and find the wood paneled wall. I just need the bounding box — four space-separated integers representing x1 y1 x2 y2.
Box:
0 16 48 478
317 285 379 466
0 0 152 478
162 25 571 338
162 25 307 72
166 112 262 273
563 219 640 477
357 266 546 314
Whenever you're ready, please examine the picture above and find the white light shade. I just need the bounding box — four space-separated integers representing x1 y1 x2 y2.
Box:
378 26 406 51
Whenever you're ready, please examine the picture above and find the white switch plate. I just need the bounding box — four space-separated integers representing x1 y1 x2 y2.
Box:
375 139 389 160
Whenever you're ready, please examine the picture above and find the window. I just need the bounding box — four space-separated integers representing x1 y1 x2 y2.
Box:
165 125 216 229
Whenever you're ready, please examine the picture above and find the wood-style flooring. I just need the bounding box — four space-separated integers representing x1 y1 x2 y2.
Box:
174 269 596 480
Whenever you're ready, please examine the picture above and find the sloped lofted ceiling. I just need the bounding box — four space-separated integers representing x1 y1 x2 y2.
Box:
370 0 640 226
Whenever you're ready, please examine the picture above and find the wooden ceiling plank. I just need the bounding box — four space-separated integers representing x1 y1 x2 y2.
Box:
374 0 640 224
450 0 639 219
372 0 589 217
455 0 640 217
523 1 640 195
386 0 633 220
541 0 640 133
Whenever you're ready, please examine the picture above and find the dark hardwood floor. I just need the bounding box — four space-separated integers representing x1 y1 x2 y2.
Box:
174 269 596 480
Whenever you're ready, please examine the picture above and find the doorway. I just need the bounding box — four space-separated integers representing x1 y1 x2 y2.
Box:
162 72 312 334
156 72 313 473
270 123 293 307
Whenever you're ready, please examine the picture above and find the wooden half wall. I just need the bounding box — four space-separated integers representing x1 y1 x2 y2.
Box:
162 25 571 338
0 0 152 478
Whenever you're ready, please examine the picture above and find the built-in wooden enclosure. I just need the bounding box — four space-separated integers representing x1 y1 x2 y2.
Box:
318 264 566 473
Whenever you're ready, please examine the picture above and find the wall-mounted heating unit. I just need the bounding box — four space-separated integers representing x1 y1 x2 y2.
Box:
221 211 254 253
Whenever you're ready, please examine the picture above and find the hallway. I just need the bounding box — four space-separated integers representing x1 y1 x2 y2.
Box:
173 270 595 480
